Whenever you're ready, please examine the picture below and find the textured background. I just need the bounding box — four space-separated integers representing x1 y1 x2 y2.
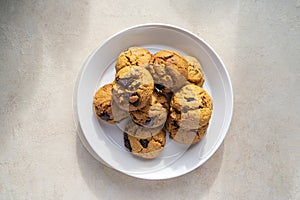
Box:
1 0 300 199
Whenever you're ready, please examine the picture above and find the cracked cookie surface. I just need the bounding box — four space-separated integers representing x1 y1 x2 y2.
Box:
112 66 154 111
115 47 152 72
124 127 166 159
124 120 164 138
93 83 129 124
130 91 169 128
185 56 205 87
146 50 189 92
166 84 213 144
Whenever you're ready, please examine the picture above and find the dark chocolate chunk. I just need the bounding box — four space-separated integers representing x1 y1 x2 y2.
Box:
134 82 141 88
139 139 149 148
143 118 154 127
129 92 140 106
128 82 141 90
100 112 111 120
117 77 134 88
186 97 195 102
182 107 188 113
124 133 132 152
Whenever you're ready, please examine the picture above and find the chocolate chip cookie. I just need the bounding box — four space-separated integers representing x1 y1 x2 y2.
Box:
166 84 213 144
130 91 169 128
168 124 209 144
124 120 164 138
146 50 189 92
124 128 166 159
185 56 205 87
112 65 154 111
93 83 129 124
115 47 152 72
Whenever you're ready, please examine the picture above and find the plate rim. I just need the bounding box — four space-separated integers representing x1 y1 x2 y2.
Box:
74 23 234 180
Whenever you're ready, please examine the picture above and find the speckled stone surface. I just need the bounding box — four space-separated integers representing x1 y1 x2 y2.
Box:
0 0 299 199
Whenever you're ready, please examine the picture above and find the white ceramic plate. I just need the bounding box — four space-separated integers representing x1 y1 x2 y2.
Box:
74 24 233 180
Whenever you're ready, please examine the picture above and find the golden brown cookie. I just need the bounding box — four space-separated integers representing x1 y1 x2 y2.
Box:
166 84 213 144
185 56 205 87
115 47 152 72
93 83 129 124
169 124 209 144
112 66 154 111
146 50 189 92
124 120 164 138
124 128 166 159
130 91 169 128
111 99 130 122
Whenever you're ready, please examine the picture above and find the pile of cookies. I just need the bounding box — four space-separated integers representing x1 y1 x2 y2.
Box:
93 47 213 159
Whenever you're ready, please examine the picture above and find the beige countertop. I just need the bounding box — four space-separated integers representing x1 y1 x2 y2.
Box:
1 0 299 199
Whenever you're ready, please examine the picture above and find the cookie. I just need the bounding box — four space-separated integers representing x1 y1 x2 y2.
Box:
185 56 205 87
124 129 166 159
147 50 189 92
124 120 164 138
130 91 169 128
166 84 213 144
111 99 130 122
93 83 129 124
168 124 209 144
112 65 154 111
115 47 152 72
